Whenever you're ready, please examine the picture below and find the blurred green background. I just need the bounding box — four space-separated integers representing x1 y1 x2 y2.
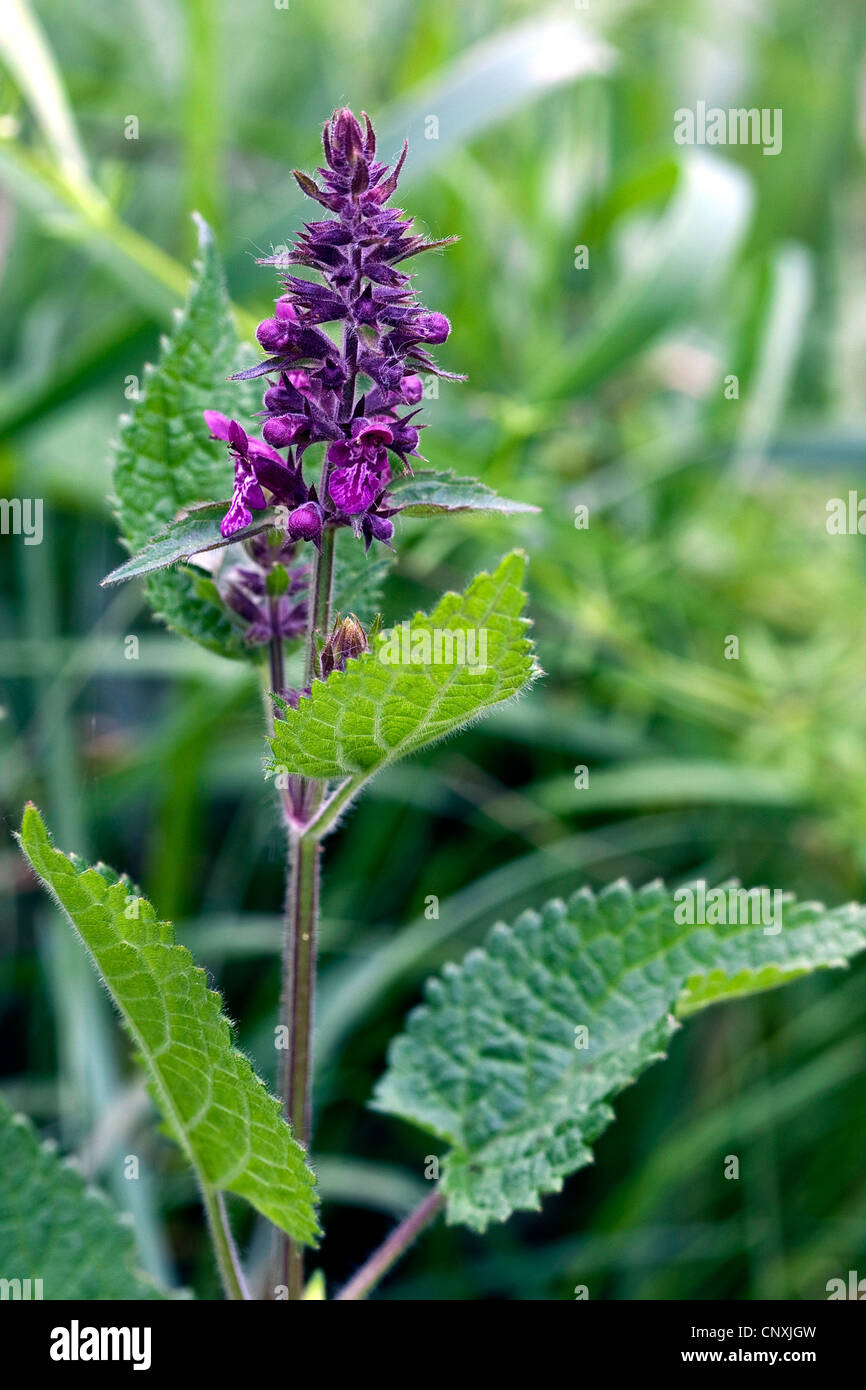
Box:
2 0 866 1300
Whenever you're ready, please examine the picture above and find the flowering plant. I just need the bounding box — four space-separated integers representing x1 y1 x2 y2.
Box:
12 109 866 1304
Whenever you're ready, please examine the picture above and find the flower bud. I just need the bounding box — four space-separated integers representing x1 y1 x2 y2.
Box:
256 317 294 353
418 312 451 344
400 374 424 405
366 514 394 545
321 613 368 676
263 414 307 447
332 108 365 166
287 501 324 544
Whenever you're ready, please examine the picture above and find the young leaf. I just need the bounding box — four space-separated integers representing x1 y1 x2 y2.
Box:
373 880 866 1232
388 469 540 516
110 214 257 658
17 805 319 1247
0 1096 170 1300
268 551 539 781
101 505 283 587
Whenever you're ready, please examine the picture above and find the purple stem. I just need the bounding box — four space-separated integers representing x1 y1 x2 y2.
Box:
334 1189 445 1301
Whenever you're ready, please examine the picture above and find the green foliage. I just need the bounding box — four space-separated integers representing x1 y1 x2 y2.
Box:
110 215 256 658
389 469 539 516
268 551 539 781
374 880 866 1232
17 805 319 1246
0 1096 169 1300
101 504 281 587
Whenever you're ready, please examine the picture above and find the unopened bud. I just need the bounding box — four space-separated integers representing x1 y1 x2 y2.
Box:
321 613 368 677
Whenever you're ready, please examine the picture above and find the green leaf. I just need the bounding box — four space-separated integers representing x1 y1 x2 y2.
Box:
0 1095 170 1300
101 504 282 587
110 214 257 658
268 551 539 781
373 879 866 1232
388 469 539 517
17 805 319 1247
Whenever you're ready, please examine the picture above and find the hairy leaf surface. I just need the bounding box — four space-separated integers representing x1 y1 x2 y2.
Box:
101 505 282 586
389 469 539 516
17 806 319 1246
268 551 539 780
0 1096 169 1300
110 216 257 657
374 880 866 1231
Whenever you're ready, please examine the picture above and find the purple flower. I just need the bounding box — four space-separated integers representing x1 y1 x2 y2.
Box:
220 548 309 649
400 374 424 405
287 500 324 546
204 411 308 536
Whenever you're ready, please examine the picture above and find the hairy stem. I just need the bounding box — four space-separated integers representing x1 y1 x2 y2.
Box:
274 516 336 1298
279 831 321 1298
202 1188 251 1300
334 1190 445 1301
306 523 336 683
268 600 286 701
273 312 349 1297
280 834 320 1143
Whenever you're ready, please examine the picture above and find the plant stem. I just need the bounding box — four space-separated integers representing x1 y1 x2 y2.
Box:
279 831 321 1298
306 523 336 684
273 515 337 1298
202 1188 251 1300
280 834 320 1143
334 1190 445 1301
273 317 347 1297
269 623 285 702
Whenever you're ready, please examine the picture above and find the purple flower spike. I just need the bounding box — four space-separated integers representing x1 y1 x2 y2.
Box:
201 104 460 656
223 106 460 550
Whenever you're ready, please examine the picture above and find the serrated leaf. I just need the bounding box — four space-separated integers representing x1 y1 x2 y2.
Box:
388 469 539 516
0 1096 170 1300
111 215 258 658
17 806 319 1246
268 551 539 781
101 505 283 587
373 879 866 1232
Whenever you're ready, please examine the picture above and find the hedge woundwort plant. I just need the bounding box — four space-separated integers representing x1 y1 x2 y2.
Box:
11 108 866 1302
